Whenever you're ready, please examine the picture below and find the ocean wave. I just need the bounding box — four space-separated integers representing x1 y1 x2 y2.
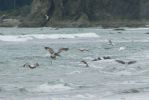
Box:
0 86 28 94
50 94 100 100
15 55 44 60
29 82 73 93
0 87 3 92
0 33 99 42
66 70 82 75
0 82 73 94
18 87 29 93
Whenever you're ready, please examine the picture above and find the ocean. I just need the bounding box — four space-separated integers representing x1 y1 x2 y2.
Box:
0 27 149 100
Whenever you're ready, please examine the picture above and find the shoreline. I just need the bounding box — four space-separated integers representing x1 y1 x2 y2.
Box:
1 19 149 28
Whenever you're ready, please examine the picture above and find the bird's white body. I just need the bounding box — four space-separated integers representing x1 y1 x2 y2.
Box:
119 46 126 51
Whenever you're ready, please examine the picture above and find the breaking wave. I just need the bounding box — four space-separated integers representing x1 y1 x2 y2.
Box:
29 83 73 93
0 33 99 42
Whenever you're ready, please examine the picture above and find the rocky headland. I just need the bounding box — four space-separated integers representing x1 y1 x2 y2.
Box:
1 0 149 27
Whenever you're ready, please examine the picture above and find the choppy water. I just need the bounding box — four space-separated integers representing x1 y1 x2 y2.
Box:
0 27 149 100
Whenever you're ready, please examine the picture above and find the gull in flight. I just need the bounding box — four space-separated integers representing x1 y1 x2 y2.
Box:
45 47 69 59
115 60 137 65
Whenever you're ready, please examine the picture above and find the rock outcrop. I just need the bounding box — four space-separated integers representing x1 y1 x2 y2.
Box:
4 0 149 27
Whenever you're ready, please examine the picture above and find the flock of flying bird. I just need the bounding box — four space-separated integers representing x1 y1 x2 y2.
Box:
23 40 137 69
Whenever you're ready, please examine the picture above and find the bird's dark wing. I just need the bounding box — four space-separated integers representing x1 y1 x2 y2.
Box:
115 60 125 64
92 57 102 61
81 60 87 64
103 56 111 59
92 58 98 61
57 48 69 54
128 61 137 65
44 47 49 50
23 63 29 67
81 60 89 67
45 47 55 54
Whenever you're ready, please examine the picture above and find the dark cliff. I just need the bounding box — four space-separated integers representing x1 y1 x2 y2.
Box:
0 0 32 18
0 0 32 10
1 0 149 27
22 0 143 27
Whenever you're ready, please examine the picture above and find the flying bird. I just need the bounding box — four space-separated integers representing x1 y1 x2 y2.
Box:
23 63 39 69
115 60 137 65
81 60 89 67
44 47 69 59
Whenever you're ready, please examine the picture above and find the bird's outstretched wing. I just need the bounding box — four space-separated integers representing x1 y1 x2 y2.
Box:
128 61 137 65
115 60 125 64
57 48 69 54
81 60 89 67
103 56 111 59
44 47 55 54
92 58 98 61
23 63 29 67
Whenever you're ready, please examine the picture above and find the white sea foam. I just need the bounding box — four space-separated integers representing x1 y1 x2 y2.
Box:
126 27 149 31
0 33 99 42
66 70 82 75
18 93 149 100
102 92 149 100
30 83 73 93
50 94 99 100
118 46 126 51
0 35 33 42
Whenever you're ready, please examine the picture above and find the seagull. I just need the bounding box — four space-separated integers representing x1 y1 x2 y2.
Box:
45 14 49 20
107 40 114 46
81 60 89 67
44 47 69 59
78 48 89 52
119 46 126 51
92 56 111 61
23 63 39 69
115 60 137 65
92 57 102 61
